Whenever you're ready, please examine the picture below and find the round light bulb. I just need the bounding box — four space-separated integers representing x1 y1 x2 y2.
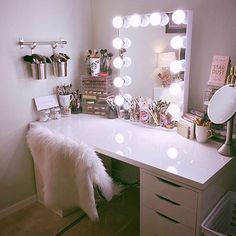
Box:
123 93 132 102
130 14 141 27
113 57 124 69
141 15 150 27
170 36 183 49
112 16 123 29
167 103 181 117
123 16 131 29
112 37 123 49
170 60 182 74
123 38 131 49
169 83 182 96
159 13 169 26
114 95 125 106
113 76 124 88
123 75 132 86
123 57 132 67
172 10 186 24
149 12 162 26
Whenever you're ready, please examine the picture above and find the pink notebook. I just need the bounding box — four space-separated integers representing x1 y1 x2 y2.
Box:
208 56 230 87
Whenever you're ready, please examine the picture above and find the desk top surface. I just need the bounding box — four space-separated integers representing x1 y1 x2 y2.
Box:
32 114 232 190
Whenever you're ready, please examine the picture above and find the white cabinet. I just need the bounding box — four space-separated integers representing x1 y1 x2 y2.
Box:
140 166 236 236
141 170 197 236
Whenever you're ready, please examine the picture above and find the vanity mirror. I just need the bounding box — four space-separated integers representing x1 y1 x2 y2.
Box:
112 10 192 120
207 84 236 156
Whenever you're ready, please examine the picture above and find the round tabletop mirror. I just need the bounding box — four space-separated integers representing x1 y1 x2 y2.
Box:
207 85 236 124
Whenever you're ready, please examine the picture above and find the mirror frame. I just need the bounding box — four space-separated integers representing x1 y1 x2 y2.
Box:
112 10 192 116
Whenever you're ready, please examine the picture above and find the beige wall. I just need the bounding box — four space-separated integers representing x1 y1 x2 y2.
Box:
91 0 236 109
0 0 92 210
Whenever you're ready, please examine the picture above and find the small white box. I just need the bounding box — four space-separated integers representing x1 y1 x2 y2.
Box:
177 118 195 139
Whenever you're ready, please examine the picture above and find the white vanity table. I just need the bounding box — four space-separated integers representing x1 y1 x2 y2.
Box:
32 114 236 236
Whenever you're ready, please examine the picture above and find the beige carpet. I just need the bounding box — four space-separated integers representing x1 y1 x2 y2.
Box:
61 186 140 236
0 186 139 236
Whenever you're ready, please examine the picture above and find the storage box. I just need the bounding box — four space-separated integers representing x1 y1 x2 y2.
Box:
201 191 236 236
80 75 118 116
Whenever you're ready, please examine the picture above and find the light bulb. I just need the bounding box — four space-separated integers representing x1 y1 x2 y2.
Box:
114 95 125 106
172 10 186 24
112 37 123 49
112 16 123 29
167 103 181 117
170 60 182 74
113 76 124 88
130 14 141 27
123 16 131 29
123 93 132 102
149 12 161 26
169 83 182 96
141 15 150 27
113 57 123 69
123 38 131 49
123 57 132 67
159 13 169 26
170 36 183 49
123 75 132 86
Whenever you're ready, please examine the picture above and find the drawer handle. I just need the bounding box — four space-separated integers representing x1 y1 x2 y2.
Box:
156 194 180 206
155 211 180 224
156 177 181 188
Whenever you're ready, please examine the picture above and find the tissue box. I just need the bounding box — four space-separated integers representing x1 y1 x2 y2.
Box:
177 118 195 139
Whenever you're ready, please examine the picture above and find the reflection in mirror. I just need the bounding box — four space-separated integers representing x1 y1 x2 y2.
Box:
112 10 192 120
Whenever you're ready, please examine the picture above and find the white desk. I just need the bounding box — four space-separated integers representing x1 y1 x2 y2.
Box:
32 114 236 236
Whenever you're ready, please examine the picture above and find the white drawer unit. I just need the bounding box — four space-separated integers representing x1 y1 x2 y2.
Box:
141 170 198 236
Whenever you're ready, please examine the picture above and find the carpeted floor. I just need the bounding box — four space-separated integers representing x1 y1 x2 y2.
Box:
0 186 139 236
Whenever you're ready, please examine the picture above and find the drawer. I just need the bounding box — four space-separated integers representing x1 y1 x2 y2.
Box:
142 190 196 228
142 171 198 209
142 206 195 236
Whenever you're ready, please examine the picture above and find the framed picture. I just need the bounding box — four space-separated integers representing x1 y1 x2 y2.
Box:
165 13 187 34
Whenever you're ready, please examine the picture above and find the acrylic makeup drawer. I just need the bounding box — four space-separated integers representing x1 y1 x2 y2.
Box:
141 171 198 236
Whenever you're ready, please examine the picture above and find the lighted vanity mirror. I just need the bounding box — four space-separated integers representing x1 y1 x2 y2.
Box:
112 10 192 118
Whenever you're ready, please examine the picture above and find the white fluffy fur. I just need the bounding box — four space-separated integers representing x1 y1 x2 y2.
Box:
26 125 122 221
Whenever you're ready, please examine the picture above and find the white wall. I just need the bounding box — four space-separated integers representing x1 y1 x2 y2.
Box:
1 0 235 213
0 0 92 211
91 0 236 110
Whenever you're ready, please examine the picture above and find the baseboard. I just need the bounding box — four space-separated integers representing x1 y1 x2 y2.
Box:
0 195 37 220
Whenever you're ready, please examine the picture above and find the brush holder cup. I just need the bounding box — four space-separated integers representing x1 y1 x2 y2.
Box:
53 61 67 77
59 94 72 107
31 63 47 80
106 105 118 119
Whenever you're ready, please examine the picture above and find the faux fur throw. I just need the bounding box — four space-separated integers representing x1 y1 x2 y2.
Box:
26 125 122 221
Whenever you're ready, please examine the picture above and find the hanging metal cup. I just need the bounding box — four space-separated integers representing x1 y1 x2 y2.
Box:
31 63 47 80
53 61 67 77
